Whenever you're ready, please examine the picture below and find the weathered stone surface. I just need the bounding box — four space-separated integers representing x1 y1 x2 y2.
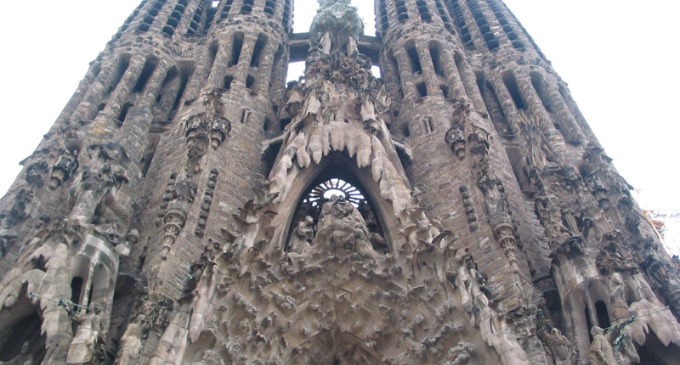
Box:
0 0 679 364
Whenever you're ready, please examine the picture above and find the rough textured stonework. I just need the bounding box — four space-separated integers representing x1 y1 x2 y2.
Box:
0 0 679 364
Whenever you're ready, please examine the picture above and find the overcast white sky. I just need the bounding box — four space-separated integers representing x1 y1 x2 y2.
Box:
0 0 678 217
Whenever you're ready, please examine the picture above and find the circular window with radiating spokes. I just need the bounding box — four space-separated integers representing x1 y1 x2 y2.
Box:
303 178 365 207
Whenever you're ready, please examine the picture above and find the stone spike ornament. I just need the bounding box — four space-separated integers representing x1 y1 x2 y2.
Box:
0 0 679 364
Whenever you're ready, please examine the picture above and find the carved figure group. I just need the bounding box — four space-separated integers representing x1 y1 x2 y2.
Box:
313 196 375 256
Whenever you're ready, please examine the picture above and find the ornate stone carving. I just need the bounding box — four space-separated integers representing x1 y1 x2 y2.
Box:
535 195 570 246
140 296 174 340
446 126 466 159
537 311 574 364
5 188 33 226
66 304 105 365
554 235 588 258
314 196 375 257
2 1 679 365
116 321 143 365
185 92 231 172
596 230 638 275
161 179 197 260
69 141 131 234
492 214 519 266
643 257 680 320
24 158 49 187
589 326 617 365
158 173 178 225
115 228 139 257
310 0 363 52
195 168 219 238
288 215 315 254
49 147 79 190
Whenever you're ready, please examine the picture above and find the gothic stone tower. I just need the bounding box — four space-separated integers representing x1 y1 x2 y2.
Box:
0 0 679 364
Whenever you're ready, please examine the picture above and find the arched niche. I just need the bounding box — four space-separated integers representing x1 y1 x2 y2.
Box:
271 152 404 254
0 285 46 363
585 278 614 327
70 254 91 306
285 175 388 254
636 330 680 365
562 288 592 364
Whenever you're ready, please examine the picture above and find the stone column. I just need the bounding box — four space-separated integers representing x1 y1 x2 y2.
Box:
184 45 217 100
456 0 487 50
149 0 177 33
415 40 443 97
488 76 521 134
95 55 146 126
233 34 258 88
140 60 171 108
455 53 486 112
174 0 203 36
206 39 234 89
545 81 585 144
394 49 417 102
256 42 280 95
70 57 121 123
55 62 102 126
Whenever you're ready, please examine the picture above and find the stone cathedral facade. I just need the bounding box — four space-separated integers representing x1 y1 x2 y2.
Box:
0 0 679 364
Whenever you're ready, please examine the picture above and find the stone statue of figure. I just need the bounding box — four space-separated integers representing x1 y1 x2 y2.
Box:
0 341 33 365
289 216 315 254
69 141 130 237
66 304 104 364
543 328 573 363
315 196 375 256
589 326 617 365
116 321 142 365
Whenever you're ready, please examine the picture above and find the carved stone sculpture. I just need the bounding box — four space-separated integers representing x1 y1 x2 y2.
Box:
116 321 142 365
66 305 104 364
445 126 466 159
2 1 680 364
596 230 638 275
315 196 375 256
288 215 315 254
540 327 573 364
69 141 130 231
50 148 79 190
589 326 617 365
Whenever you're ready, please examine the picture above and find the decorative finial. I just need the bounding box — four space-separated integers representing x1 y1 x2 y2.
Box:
309 0 364 52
